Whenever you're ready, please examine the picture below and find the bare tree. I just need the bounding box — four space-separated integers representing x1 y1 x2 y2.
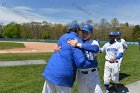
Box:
111 18 120 31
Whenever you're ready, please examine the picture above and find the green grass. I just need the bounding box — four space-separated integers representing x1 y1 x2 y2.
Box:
0 42 25 50
0 45 139 93
0 53 53 61
0 65 45 93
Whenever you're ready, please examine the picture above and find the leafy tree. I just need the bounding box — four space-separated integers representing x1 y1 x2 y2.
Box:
132 25 140 41
3 22 20 38
42 30 51 39
0 19 139 42
0 23 3 38
19 23 32 39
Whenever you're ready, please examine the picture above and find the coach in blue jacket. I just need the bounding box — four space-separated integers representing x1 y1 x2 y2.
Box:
42 22 97 93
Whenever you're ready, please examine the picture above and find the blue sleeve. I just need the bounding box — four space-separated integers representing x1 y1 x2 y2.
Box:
116 53 123 60
57 34 64 46
72 47 92 69
81 44 99 53
72 38 94 69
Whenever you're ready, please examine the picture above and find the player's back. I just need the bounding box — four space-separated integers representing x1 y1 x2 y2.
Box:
42 32 83 87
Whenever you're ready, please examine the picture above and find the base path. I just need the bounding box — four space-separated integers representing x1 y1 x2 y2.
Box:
126 80 140 93
0 60 46 66
0 41 56 53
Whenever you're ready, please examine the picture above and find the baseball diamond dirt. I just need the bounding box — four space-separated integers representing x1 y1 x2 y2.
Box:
0 41 56 53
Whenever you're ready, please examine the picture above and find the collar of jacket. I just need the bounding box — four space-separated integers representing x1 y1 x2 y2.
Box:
69 32 78 36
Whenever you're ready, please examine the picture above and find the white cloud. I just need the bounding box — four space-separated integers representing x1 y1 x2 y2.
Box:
0 3 140 25
14 6 34 11
40 8 62 14
0 6 30 23
39 7 98 23
0 6 60 24
0 5 79 24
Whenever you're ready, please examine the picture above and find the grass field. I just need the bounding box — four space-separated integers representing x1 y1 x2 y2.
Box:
0 42 25 50
0 45 139 93
0 52 52 61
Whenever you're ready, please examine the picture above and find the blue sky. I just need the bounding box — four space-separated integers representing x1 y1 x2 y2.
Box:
0 0 140 24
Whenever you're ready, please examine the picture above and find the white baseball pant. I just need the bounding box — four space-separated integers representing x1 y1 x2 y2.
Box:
77 69 103 93
42 80 71 93
104 61 119 85
118 58 123 71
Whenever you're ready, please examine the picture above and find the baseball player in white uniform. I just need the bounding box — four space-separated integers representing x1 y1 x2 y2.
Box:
115 32 128 71
100 32 124 93
68 24 103 93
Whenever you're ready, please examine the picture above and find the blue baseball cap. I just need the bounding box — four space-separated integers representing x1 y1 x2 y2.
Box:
109 31 117 36
81 24 93 33
116 31 121 36
67 21 80 30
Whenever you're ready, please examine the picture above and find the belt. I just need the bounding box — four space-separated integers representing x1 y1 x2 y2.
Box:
106 60 118 63
80 68 96 74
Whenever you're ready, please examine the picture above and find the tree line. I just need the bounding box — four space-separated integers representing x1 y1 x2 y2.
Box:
0 18 140 42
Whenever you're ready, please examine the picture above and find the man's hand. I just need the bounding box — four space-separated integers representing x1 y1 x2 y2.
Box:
67 38 78 47
109 58 116 63
54 45 61 52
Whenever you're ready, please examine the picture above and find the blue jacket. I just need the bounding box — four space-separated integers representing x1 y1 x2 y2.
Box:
42 32 94 87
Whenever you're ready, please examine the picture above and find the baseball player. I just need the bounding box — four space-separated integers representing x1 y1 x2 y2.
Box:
115 32 128 71
42 22 98 93
100 32 124 93
67 24 103 93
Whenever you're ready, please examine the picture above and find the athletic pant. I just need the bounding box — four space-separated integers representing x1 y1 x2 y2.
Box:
78 69 103 93
118 57 123 71
42 80 71 93
104 61 119 85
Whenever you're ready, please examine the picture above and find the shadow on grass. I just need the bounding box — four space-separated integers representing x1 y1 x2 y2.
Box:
108 73 130 93
119 73 131 81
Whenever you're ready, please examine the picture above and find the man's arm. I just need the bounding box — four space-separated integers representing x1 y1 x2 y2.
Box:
72 47 97 69
99 44 106 53
81 44 99 53
53 37 62 52
122 39 128 50
117 43 124 59
110 44 124 62
67 39 99 53
54 45 61 52
71 38 95 69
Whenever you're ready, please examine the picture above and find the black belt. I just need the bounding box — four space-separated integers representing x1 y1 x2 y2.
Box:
81 68 96 74
106 60 118 63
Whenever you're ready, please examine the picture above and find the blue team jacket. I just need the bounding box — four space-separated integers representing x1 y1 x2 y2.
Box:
42 32 98 87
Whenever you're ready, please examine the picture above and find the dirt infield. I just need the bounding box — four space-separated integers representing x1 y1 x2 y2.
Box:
0 41 56 53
